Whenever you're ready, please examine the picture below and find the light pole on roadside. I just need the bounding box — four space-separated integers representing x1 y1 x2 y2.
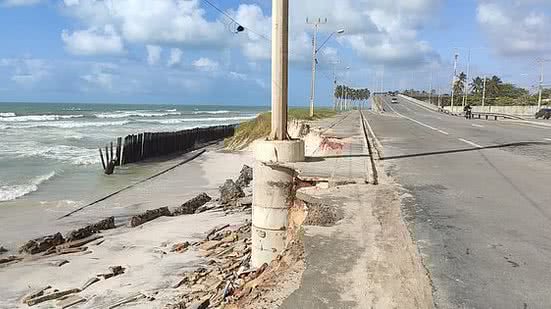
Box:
450 53 459 112
307 17 344 117
482 75 487 107
537 60 550 109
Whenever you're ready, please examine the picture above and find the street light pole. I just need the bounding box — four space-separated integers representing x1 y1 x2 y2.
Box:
482 75 487 107
538 60 546 109
451 53 459 112
462 48 471 107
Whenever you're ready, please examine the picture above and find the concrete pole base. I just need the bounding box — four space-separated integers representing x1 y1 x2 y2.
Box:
251 139 304 268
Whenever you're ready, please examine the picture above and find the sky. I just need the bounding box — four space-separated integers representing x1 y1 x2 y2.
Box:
1 0 551 106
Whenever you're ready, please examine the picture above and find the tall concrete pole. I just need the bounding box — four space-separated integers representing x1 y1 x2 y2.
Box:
309 23 318 118
429 70 433 105
482 75 487 107
538 61 544 109
451 53 459 112
462 49 471 107
270 0 289 141
252 0 305 268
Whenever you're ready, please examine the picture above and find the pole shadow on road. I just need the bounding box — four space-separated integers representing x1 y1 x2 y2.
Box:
380 141 550 161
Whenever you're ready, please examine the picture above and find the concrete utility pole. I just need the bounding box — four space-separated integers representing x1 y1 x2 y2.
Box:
252 0 305 268
537 60 549 109
462 49 471 107
429 70 433 105
451 53 459 112
307 18 326 118
482 75 487 107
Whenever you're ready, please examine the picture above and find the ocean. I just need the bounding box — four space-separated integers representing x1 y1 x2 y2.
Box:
0 103 265 206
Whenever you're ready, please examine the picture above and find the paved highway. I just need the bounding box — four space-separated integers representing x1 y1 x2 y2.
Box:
365 95 551 309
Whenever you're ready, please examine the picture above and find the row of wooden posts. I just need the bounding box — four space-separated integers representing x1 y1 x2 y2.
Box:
98 125 236 174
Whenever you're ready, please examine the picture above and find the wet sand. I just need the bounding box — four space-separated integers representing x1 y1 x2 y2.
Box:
0 144 254 308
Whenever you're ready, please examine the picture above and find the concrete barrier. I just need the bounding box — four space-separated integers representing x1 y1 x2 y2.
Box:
443 105 549 117
398 94 439 111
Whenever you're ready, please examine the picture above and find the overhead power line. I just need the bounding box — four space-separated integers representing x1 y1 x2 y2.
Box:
201 0 271 41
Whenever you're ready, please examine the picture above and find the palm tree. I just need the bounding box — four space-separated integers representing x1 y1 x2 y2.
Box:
471 77 484 95
454 72 467 95
487 75 503 98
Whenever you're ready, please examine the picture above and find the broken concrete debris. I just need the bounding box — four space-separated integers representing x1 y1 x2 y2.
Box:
172 193 212 216
98 265 126 279
0 245 7 254
65 216 115 242
219 179 245 205
129 207 171 227
19 232 65 254
166 221 272 308
235 164 253 188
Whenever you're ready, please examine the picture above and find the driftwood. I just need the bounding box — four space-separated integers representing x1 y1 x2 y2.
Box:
56 247 88 255
21 286 51 304
81 277 100 291
57 295 86 308
25 288 80 306
107 293 145 309
129 207 170 227
206 224 230 240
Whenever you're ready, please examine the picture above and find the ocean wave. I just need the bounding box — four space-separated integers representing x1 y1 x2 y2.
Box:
193 110 231 115
5 120 130 129
95 111 181 118
0 114 84 122
136 115 256 124
9 143 100 165
0 112 16 117
0 171 56 202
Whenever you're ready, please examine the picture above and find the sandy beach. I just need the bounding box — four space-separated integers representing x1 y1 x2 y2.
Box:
0 143 255 308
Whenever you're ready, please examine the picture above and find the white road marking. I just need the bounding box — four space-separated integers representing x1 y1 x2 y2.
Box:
471 124 484 128
545 138 551 142
458 138 483 148
385 101 449 135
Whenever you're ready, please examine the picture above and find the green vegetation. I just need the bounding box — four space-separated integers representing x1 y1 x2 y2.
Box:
334 85 371 110
403 73 546 106
225 108 336 150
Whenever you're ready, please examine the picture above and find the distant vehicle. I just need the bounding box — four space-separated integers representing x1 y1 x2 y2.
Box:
535 108 551 120
391 97 398 104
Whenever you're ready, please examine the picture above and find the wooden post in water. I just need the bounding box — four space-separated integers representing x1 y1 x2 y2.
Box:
116 137 122 166
99 148 106 170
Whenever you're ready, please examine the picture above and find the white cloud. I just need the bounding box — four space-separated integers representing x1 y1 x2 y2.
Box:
62 0 226 47
146 45 162 65
80 63 117 90
0 58 49 85
1 0 40 7
193 57 219 72
61 25 124 56
167 48 183 67
477 1 551 56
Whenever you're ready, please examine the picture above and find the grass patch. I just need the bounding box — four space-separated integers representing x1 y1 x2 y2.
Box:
225 108 336 150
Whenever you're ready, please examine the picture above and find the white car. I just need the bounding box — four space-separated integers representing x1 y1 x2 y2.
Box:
391 97 398 104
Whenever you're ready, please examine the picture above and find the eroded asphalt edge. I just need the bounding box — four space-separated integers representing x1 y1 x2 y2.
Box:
269 110 434 309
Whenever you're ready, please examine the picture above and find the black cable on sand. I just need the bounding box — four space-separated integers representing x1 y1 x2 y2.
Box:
57 149 206 220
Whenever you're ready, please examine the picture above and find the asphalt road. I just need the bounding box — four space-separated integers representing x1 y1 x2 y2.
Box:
365 95 551 309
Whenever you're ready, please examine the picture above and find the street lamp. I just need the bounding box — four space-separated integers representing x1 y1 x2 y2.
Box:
309 27 345 117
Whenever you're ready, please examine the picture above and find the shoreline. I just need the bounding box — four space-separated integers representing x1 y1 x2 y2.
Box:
0 143 254 252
